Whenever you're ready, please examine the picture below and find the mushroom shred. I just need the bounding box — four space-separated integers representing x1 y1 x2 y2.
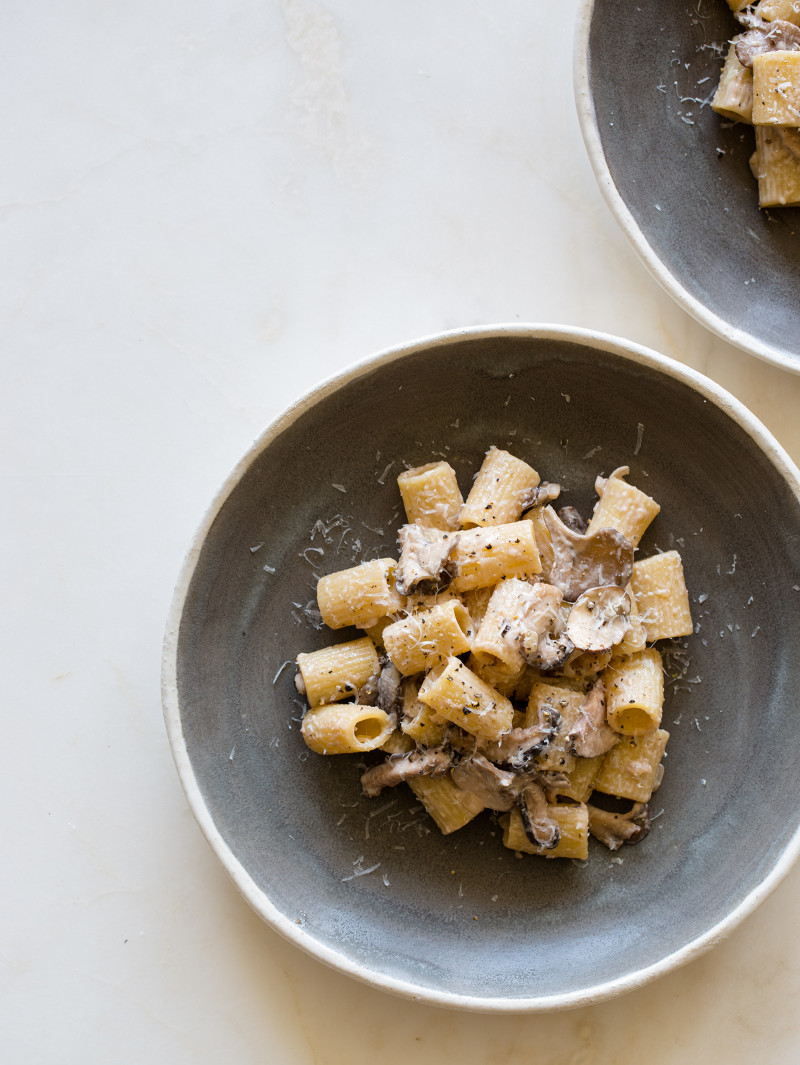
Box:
361 746 452 798
519 782 561 850
482 704 561 768
567 678 619 759
734 11 800 68
566 586 632 653
395 524 459 595
541 506 634 603
586 803 652 851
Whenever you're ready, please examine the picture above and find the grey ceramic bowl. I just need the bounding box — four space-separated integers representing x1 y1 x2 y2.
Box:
575 1 800 373
162 325 800 1012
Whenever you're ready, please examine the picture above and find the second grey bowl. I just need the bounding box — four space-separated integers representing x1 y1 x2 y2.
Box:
575 0 800 373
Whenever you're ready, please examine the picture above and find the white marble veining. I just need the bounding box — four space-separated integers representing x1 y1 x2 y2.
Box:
4 1 800 1061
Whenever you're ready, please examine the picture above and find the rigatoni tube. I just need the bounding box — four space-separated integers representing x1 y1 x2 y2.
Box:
450 521 541 593
587 468 660 547
418 656 513 741
711 44 753 123
501 805 589 860
383 600 473 676
296 636 379 708
460 447 540 528
603 648 664 735
316 558 405 630
629 550 693 642
752 126 800 208
397 461 463 529
752 51 800 126
408 774 485 834
301 703 394 755
594 729 670 802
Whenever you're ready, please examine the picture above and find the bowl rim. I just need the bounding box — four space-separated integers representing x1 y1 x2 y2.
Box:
162 322 800 1012
573 0 800 377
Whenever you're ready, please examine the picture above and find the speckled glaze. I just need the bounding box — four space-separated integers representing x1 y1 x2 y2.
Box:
162 325 800 1011
575 0 800 374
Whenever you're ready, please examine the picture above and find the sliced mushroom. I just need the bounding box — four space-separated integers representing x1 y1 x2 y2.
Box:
376 658 403 716
566 678 619 758
556 647 613 681
522 481 561 509
557 506 587 534
566 585 632 653
535 770 574 803
513 582 574 671
360 746 452 798
451 753 519 811
482 703 561 769
394 524 459 596
525 626 574 672
734 15 800 68
518 782 561 850
541 506 634 603
355 669 381 705
587 803 651 851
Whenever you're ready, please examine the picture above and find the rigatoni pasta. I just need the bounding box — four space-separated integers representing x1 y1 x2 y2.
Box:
296 636 380 707
450 521 541 592
317 557 405 629
293 445 693 864
418 656 514 741
459 446 540 527
603 648 665 734
587 466 660 547
629 550 693 642
712 1 800 208
301 703 394 755
397 461 463 529
383 599 473 676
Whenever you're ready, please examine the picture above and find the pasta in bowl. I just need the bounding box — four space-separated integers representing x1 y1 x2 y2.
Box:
163 325 800 1011
575 0 800 372
295 449 693 863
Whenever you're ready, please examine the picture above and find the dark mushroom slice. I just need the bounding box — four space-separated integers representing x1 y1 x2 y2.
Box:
735 14 800 67
566 678 619 759
444 726 480 758
360 746 452 798
566 585 632 653
522 481 562 509
376 658 403 716
518 781 561 850
541 506 634 603
533 770 573 803
394 524 459 595
482 703 561 769
587 802 651 851
355 669 381 705
520 623 573 673
557 505 587 534
451 753 519 811
514 582 574 672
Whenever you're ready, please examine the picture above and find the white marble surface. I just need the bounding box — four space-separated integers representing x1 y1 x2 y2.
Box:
4 1 800 1061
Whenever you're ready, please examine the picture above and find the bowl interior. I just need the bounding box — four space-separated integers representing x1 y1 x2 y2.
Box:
582 0 800 370
173 330 800 1006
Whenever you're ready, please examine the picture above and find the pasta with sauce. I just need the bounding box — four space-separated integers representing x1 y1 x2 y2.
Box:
295 447 693 859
